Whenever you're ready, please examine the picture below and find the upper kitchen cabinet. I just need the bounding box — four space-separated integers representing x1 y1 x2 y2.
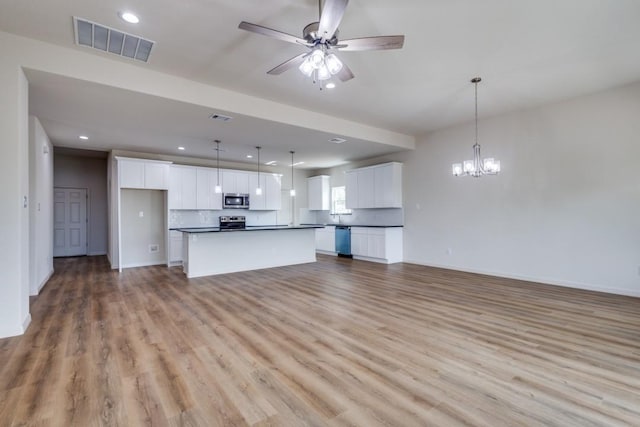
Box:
307 175 330 211
345 162 403 209
197 167 223 210
169 165 197 210
374 163 403 208
249 172 282 211
170 165 223 210
117 157 171 190
222 170 250 194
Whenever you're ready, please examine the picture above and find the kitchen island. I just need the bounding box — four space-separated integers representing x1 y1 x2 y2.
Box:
176 225 322 278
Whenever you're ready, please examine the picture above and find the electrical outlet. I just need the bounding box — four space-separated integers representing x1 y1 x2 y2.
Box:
149 244 159 253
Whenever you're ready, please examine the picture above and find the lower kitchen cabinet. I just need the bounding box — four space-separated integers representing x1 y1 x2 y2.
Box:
351 227 403 264
169 230 183 265
315 226 335 254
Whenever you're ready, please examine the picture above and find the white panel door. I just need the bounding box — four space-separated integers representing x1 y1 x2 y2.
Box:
53 188 87 257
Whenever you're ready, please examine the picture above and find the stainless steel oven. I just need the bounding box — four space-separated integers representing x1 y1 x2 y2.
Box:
219 216 246 230
223 193 250 209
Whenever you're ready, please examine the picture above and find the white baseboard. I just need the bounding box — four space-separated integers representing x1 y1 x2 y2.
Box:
88 251 107 256
22 313 32 332
403 259 640 298
121 260 167 269
30 268 54 296
316 250 337 256
0 314 32 339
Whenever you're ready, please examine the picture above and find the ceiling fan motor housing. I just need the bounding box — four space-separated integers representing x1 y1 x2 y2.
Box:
303 22 339 45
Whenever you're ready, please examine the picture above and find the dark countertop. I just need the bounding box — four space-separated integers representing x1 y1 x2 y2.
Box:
301 223 404 228
173 225 324 233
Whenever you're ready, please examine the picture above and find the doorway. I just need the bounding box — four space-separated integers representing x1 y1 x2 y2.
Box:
53 187 87 257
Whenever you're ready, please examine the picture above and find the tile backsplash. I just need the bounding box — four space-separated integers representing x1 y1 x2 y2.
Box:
315 208 403 226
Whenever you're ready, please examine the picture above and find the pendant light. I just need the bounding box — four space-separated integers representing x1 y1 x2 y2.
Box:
290 151 296 197
452 77 501 177
214 139 222 193
255 146 262 196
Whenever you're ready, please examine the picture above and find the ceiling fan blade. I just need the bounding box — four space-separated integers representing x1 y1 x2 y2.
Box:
318 0 349 42
267 53 308 75
336 63 354 82
339 35 405 51
238 21 309 46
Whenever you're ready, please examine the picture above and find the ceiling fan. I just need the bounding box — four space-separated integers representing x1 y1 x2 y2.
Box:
238 0 404 86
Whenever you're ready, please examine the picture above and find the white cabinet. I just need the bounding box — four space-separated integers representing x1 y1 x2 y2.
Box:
169 230 183 264
308 175 331 211
169 165 197 210
171 165 222 210
374 163 402 208
196 168 211 210
345 162 403 209
315 226 336 253
118 157 170 190
249 173 266 210
197 167 222 210
208 170 223 210
249 173 282 211
264 174 282 211
345 171 359 209
350 227 403 264
222 170 250 194
144 163 169 190
351 227 368 256
357 168 375 208
119 159 144 188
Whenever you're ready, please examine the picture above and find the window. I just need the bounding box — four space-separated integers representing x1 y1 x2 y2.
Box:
331 186 352 215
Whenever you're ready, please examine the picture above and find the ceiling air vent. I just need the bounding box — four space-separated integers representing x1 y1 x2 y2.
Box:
209 113 233 122
329 137 347 144
73 17 154 63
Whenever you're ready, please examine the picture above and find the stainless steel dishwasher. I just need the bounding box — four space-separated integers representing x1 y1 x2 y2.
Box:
335 225 352 258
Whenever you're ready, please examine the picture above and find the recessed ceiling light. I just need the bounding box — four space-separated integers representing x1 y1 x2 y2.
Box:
265 161 277 165
79 135 89 140
246 154 253 159
178 146 185 150
325 82 336 89
119 12 139 24
292 161 305 166
329 137 347 144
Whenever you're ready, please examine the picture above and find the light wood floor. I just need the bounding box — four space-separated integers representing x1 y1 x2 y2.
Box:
1 255 639 426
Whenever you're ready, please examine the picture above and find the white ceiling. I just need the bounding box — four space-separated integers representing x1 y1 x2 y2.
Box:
3 0 640 168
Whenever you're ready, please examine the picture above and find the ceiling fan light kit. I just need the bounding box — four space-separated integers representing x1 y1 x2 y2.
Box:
238 0 404 88
452 77 501 178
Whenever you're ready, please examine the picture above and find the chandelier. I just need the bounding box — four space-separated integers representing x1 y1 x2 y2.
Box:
298 45 343 87
452 77 500 177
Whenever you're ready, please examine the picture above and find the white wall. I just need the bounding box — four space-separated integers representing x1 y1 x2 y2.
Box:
0 62 30 338
120 189 166 268
398 82 640 296
54 152 108 255
28 116 53 295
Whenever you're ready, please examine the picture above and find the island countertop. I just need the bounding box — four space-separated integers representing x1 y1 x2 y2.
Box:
174 225 324 233
300 223 404 228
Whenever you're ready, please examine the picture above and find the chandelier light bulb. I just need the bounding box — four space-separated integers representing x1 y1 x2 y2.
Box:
325 53 343 75
290 189 296 197
463 160 475 173
317 64 331 81
299 57 314 77
452 163 462 176
309 48 325 69
214 184 222 194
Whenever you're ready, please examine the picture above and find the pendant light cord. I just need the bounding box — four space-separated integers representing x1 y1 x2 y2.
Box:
475 80 478 146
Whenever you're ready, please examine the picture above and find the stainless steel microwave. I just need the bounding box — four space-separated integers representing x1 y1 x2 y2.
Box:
223 193 250 209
